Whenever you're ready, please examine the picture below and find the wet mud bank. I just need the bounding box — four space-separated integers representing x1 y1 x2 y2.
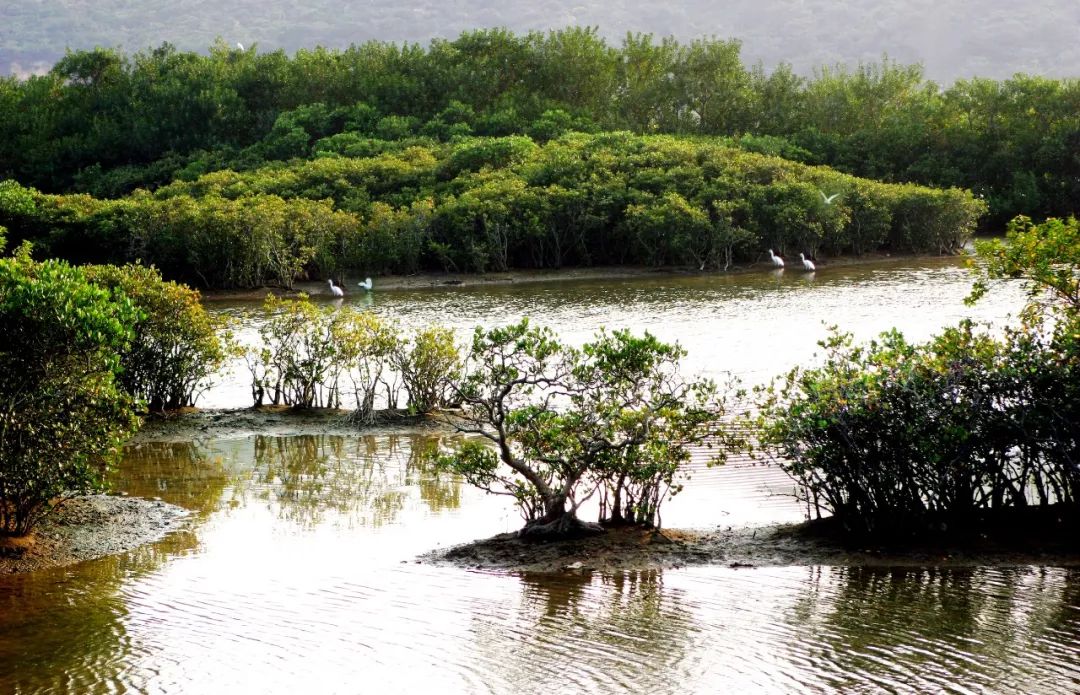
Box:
422 518 1080 574
0 495 189 574
131 406 445 442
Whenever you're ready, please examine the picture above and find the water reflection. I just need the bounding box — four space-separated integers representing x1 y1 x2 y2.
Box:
0 262 1065 694
472 571 697 693
226 434 463 528
0 532 201 694
2 449 1079 694
774 565 1080 692
118 440 229 513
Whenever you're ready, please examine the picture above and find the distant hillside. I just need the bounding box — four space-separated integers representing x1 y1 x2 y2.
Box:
4 0 1080 82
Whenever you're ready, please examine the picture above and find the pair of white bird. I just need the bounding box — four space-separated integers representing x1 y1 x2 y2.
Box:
327 278 373 297
764 190 831 271
768 249 815 271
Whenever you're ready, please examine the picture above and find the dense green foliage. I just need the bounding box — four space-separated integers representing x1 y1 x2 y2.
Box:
757 218 1080 537
0 133 982 287
84 263 230 410
436 320 734 536
1 31 1076 228
0 248 140 535
969 216 1080 311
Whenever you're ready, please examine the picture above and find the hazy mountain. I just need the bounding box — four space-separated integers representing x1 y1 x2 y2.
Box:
3 0 1079 82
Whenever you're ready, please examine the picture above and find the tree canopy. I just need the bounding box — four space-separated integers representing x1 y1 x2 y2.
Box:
0 247 141 535
0 133 984 288
0 31 1076 230
4 2 1078 84
436 319 736 537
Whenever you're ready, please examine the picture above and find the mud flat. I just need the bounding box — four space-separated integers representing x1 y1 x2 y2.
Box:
131 406 443 443
422 516 1080 574
0 495 189 574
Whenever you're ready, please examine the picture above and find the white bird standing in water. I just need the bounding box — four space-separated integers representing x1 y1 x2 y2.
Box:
819 191 841 205
357 277 373 291
767 249 784 268
800 253 816 271
327 279 344 297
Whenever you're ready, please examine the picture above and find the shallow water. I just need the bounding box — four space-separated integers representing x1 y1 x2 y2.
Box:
5 258 1078 694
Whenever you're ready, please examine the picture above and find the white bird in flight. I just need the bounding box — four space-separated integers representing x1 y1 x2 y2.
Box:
357 277 373 291
800 253 816 271
767 249 784 268
327 279 344 297
819 191 841 205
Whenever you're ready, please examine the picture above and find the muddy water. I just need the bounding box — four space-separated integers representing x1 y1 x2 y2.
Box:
3 258 1079 694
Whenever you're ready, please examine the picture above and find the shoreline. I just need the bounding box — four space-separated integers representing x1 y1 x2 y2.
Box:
0 495 189 575
420 519 1080 574
130 405 444 443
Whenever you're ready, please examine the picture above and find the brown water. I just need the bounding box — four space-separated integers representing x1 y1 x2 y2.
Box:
4 258 1079 694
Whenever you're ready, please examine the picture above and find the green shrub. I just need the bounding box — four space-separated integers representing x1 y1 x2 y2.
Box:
84 263 231 411
435 320 734 536
246 295 460 415
624 192 712 267
889 186 985 253
248 294 357 408
970 215 1080 312
757 317 1079 537
757 326 1008 535
344 313 402 422
392 325 461 414
440 136 538 178
760 215 1080 537
0 248 140 536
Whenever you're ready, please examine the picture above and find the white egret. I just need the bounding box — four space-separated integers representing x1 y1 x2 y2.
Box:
819 191 840 205
357 277 373 291
767 249 784 268
236 42 244 51
799 253 816 271
327 279 344 297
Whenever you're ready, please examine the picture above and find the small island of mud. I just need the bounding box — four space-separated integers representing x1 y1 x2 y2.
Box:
131 405 444 443
0 495 189 574
423 518 1080 573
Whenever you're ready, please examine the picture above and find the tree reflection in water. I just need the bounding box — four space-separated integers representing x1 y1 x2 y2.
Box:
0 516 200 694
469 570 698 692
784 565 1080 691
115 440 230 514
231 434 463 528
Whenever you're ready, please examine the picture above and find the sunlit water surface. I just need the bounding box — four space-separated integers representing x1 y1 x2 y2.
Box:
3 258 1078 694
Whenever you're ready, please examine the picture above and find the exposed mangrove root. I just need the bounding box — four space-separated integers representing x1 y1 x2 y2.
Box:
518 514 606 541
